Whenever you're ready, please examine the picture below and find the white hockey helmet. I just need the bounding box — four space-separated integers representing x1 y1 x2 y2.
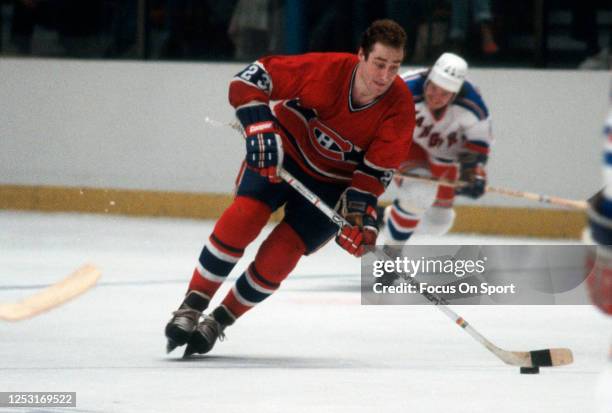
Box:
427 52 468 93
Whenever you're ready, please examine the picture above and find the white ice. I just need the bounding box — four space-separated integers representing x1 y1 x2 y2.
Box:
0 211 610 413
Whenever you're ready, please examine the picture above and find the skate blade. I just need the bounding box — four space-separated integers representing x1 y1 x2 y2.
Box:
166 340 180 354
183 342 197 358
183 336 214 358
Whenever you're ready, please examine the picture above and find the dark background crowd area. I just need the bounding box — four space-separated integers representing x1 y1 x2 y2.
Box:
0 0 610 69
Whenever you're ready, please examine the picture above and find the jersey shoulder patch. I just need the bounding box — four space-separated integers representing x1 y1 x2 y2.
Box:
454 80 489 120
233 61 273 95
401 70 427 102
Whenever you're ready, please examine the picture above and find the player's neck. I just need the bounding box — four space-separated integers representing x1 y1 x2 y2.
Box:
352 84 377 107
429 105 449 121
352 67 378 107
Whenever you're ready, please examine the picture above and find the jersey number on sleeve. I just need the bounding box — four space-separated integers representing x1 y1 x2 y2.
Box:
237 64 272 93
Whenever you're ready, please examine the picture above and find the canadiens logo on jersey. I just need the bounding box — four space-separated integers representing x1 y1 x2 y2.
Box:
309 120 355 162
284 98 361 165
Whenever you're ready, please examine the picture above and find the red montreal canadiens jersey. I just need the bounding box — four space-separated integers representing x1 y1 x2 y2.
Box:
229 52 415 197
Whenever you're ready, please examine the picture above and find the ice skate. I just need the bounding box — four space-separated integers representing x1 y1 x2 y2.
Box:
165 291 209 353
183 314 226 357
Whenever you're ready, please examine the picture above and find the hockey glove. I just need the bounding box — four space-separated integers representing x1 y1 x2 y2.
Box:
335 188 378 257
236 104 284 183
455 152 487 199
586 191 612 315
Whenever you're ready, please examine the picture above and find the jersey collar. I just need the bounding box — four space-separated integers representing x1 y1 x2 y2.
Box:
348 65 385 112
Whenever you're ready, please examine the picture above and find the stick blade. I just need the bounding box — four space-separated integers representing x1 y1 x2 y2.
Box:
503 348 574 368
534 348 574 367
0 264 101 321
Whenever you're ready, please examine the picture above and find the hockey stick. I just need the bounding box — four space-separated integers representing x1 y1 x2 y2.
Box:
280 168 573 368
204 116 587 211
0 264 101 321
204 115 573 368
400 172 588 210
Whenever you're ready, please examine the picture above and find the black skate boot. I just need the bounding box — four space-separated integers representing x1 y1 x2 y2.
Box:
183 306 234 357
165 291 209 353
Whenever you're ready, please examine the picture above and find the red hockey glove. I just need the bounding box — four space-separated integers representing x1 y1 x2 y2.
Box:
236 104 284 183
586 247 612 315
335 188 378 257
586 192 612 315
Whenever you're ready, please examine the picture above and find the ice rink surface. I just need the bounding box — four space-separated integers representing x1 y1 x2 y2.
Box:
1 211 610 413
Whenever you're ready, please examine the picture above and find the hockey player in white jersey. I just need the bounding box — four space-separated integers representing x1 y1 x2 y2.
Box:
380 52 493 245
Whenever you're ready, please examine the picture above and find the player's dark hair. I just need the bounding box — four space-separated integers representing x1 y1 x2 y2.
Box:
360 19 407 59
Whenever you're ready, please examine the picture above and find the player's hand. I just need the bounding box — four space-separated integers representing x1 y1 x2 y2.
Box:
586 246 612 315
236 104 284 183
456 164 486 199
244 124 283 183
336 225 377 257
335 188 378 257
586 191 612 315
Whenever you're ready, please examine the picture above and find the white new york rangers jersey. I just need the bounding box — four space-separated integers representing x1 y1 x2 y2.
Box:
602 99 612 200
402 70 493 161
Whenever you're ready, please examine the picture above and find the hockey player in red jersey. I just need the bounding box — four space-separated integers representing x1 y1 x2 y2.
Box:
165 19 416 356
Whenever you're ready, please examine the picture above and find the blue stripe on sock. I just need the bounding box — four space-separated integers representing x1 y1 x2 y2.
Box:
199 247 236 277
388 221 413 241
235 273 271 303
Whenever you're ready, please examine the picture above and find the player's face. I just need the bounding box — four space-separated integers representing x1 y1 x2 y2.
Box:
425 81 455 110
358 43 404 97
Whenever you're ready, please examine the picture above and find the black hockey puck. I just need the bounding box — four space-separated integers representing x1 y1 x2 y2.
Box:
520 366 540 374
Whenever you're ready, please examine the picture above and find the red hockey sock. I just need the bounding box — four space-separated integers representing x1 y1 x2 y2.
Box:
253 222 306 283
220 222 306 319
188 196 272 299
